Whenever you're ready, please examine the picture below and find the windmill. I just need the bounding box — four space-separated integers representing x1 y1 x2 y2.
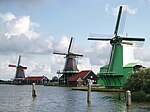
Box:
53 37 83 85
88 6 145 87
8 55 27 84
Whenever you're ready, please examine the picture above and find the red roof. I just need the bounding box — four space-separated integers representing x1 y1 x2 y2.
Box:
68 70 91 81
24 76 46 81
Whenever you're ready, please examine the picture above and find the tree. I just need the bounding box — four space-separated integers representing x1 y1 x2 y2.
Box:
51 76 59 82
123 68 150 102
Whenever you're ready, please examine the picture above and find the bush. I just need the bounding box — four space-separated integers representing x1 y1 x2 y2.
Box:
132 91 146 101
123 68 150 102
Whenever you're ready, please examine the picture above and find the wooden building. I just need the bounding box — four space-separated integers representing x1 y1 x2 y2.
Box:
68 70 98 86
23 76 49 84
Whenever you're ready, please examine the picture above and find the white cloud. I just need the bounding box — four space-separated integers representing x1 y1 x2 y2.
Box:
105 4 138 15
54 35 70 53
112 5 138 15
27 61 51 76
0 12 52 55
134 47 150 67
78 57 92 70
105 4 110 12
78 57 99 73
5 16 30 38
84 41 111 66
0 12 16 22
0 12 39 40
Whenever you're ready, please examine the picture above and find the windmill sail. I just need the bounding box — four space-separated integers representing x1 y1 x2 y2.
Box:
114 6 122 36
53 37 83 72
68 37 73 53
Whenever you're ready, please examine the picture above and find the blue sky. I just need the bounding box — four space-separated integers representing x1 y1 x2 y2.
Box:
0 0 150 80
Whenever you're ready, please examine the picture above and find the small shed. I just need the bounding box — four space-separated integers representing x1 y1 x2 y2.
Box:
68 70 98 86
23 76 49 84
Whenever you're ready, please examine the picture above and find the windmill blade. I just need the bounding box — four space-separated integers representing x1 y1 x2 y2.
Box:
107 46 115 72
8 64 16 67
88 38 111 41
131 41 144 47
17 55 21 66
121 41 133 45
120 37 145 41
114 6 122 36
89 33 113 38
121 41 144 47
68 37 73 53
53 52 67 55
19 66 27 70
118 8 127 35
71 53 83 57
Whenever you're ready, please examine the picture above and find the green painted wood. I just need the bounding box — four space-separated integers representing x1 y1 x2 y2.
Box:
97 44 134 87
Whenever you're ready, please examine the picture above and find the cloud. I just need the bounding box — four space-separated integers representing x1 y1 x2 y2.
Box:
105 4 138 15
53 36 70 53
105 4 110 12
84 41 111 66
27 61 51 76
78 57 100 73
134 48 150 67
5 16 30 38
0 12 39 40
113 5 137 15
0 12 53 55
0 12 16 22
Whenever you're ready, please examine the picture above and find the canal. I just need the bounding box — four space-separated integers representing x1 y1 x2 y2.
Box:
0 85 149 112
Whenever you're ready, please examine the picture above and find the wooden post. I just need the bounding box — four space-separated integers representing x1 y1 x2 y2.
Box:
126 90 131 106
118 88 121 100
87 79 92 103
32 83 37 97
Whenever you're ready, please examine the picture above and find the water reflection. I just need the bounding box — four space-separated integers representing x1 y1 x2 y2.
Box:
0 85 150 112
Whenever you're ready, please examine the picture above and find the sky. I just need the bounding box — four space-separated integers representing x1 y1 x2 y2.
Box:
0 0 150 80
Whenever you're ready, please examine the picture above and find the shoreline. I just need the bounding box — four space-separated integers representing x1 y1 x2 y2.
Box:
71 86 123 92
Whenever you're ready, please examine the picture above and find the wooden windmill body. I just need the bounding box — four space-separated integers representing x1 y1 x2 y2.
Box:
8 55 27 84
53 37 83 85
88 6 145 87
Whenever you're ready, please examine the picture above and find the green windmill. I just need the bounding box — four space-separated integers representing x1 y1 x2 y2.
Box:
88 6 145 87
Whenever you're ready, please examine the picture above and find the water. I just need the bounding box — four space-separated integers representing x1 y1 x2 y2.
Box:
0 85 150 112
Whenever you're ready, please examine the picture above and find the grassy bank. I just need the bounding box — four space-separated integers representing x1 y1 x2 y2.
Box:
0 81 12 84
72 86 123 92
44 82 59 86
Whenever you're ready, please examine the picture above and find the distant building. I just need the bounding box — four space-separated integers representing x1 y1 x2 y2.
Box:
23 76 49 84
68 70 98 86
58 71 79 85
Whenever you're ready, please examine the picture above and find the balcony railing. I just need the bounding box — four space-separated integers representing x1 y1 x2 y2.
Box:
57 70 79 74
97 72 123 77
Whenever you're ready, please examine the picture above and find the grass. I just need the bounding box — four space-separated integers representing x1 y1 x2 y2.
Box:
72 86 123 92
44 82 59 86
